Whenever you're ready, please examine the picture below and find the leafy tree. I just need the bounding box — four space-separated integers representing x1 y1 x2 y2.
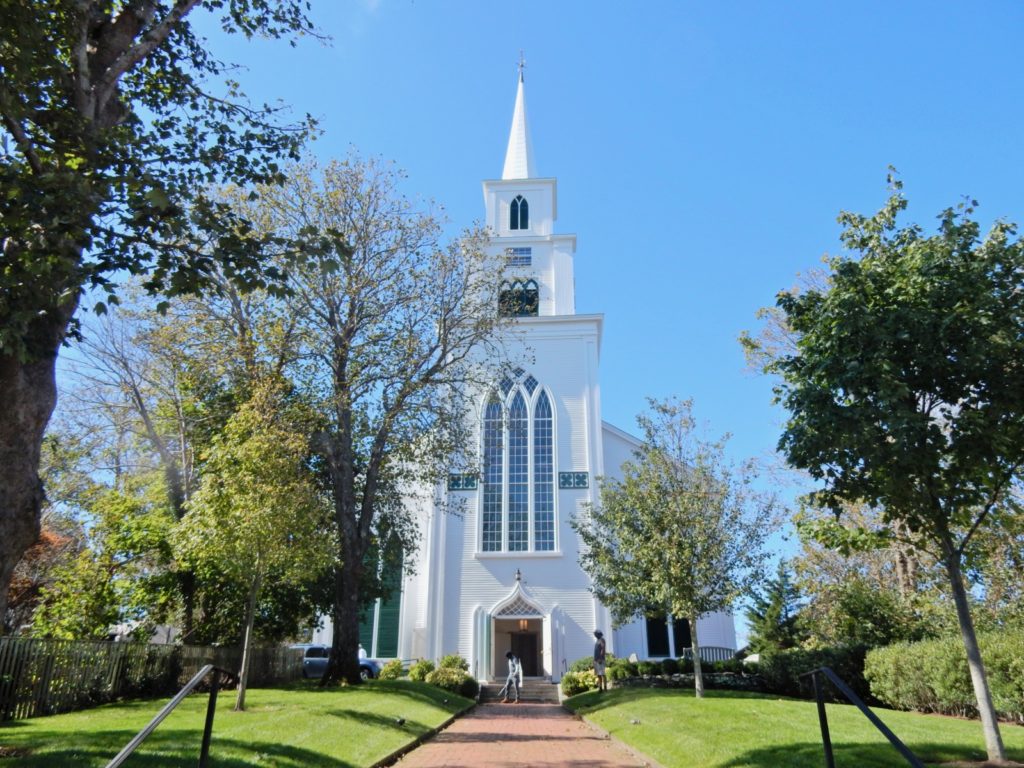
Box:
573 397 776 697
0 0 318 630
176 378 333 709
745 561 805 654
225 157 508 685
762 178 1024 760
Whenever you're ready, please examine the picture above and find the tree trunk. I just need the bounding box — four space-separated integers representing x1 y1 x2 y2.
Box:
321 559 364 686
690 618 704 699
0 305 73 634
235 573 261 711
943 544 1005 762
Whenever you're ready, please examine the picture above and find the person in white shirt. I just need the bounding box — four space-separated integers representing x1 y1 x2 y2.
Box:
358 644 367 660
500 651 523 703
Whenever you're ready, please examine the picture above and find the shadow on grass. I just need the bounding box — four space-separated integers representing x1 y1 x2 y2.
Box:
718 740 1004 768
0 729 358 768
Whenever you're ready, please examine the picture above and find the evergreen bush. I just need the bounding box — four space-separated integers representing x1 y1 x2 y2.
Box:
760 645 871 702
660 657 679 675
408 659 435 682
439 653 469 672
637 660 659 676
865 633 1024 722
561 669 598 697
378 659 403 680
424 666 476 697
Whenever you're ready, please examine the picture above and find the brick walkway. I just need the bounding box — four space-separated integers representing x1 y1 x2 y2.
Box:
395 702 652 768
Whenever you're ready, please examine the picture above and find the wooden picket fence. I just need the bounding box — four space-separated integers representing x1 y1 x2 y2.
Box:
0 638 302 721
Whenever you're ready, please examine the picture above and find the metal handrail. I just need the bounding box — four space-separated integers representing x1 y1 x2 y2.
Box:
105 664 237 768
799 666 923 768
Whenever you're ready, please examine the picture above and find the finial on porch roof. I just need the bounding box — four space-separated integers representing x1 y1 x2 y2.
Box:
515 568 522 582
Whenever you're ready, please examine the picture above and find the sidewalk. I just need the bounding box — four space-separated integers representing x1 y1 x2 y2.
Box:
394 701 653 768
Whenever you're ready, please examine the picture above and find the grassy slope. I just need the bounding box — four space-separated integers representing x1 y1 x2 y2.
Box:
0 680 471 768
565 688 1024 768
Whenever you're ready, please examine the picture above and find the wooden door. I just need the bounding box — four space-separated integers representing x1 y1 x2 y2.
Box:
511 633 538 676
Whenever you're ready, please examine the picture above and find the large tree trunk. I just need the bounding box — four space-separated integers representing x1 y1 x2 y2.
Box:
0 304 74 634
943 542 1005 762
235 572 261 711
321 558 365 686
690 618 705 699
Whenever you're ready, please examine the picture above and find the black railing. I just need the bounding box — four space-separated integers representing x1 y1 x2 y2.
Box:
800 666 923 768
105 664 236 768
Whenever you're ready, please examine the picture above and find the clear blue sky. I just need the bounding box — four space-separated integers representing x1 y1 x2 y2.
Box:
192 1 1024 540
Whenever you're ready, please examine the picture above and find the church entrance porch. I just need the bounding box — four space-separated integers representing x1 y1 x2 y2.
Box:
493 617 543 678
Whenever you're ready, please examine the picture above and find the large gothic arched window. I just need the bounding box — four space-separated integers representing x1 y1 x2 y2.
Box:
479 372 556 552
482 395 504 552
510 195 529 230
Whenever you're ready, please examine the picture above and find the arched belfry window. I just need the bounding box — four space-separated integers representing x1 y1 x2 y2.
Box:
499 279 539 317
510 195 529 230
478 372 557 553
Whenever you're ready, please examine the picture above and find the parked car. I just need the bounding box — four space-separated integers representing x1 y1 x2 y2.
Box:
291 644 381 680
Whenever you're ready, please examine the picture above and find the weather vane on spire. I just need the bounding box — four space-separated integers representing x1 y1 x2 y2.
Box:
518 50 526 82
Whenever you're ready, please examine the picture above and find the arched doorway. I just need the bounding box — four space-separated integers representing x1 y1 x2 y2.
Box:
491 591 545 679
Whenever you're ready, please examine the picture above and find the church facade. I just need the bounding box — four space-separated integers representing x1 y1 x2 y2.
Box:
316 73 736 681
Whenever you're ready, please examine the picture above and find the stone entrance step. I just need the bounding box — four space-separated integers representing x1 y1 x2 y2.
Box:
479 679 560 704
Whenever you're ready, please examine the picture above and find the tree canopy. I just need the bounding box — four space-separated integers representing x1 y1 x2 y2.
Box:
763 177 1024 760
0 0 319 632
573 397 775 697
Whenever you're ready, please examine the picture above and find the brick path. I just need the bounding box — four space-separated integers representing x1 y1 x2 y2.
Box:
395 702 652 768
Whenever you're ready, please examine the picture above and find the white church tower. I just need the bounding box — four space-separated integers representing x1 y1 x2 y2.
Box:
380 68 737 680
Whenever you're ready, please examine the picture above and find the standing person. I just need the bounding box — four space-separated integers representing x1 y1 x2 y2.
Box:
357 643 368 660
593 630 607 692
500 651 522 703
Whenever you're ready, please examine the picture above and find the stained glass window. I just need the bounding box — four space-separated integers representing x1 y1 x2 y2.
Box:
482 395 503 552
507 392 529 551
533 391 554 550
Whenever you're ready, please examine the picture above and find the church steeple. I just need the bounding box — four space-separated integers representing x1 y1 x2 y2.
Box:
501 56 536 180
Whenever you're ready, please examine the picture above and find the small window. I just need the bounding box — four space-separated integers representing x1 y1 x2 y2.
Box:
499 279 539 317
510 195 529 230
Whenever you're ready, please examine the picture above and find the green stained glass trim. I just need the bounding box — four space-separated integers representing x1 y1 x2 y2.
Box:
448 473 479 491
558 472 589 489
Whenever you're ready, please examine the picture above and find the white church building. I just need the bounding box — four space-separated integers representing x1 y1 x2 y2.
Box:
316 72 736 681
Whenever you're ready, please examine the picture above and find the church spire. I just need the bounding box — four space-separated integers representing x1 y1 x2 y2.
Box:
501 53 536 180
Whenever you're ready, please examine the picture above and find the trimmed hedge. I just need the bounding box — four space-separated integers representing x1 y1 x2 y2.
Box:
561 669 598 697
408 659 435 682
424 667 479 699
865 633 1024 722
377 659 403 680
439 653 469 672
759 645 871 703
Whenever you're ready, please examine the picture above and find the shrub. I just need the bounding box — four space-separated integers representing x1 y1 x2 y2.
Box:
439 653 469 672
608 664 632 682
568 656 593 673
561 669 598 697
378 659 403 680
865 633 1024 722
678 656 694 674
408 659 435 682
424 666 478 698
637 660 659 676
660 657 679 675
760 645 871 702
712 658 746 674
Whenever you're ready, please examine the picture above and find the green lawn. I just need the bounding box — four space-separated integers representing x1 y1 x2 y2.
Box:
0 680 472 767
565 688 1024 768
